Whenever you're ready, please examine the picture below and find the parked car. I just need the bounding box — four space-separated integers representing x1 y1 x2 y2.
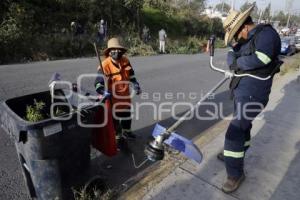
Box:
280 37 297 56
295 37 300 51
280 27 290 36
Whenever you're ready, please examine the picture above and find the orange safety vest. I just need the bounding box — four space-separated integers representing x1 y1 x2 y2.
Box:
101 56 132 110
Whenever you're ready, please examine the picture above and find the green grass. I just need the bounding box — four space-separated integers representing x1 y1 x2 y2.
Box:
280 53 300 76
131 36 225 55
25 99 46 122
73 187 116 200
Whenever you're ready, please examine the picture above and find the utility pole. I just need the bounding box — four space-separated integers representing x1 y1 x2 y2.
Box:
222 0 225 13
258 9 263 24
285 0 294 27
286 13 291 27
231 0 235 10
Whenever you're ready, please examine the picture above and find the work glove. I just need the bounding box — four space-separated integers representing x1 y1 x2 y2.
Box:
98 90 111 102
102 91 111 100
227 51 239 71
133 83 142 95
95 82 111 100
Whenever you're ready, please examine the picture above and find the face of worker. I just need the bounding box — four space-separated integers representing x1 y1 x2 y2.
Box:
234 24 250 44
110 49 124 61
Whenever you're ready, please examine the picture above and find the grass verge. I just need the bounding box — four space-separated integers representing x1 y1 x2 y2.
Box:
280 53 300 76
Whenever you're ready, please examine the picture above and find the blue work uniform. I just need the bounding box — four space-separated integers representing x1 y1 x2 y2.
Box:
224 24 281 178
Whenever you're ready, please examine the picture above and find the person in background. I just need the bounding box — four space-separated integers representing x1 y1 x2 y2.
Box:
159 28 167 53
142 25 150 43
97 19 106 45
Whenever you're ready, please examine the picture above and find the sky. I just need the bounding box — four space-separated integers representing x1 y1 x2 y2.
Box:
206 0 300 14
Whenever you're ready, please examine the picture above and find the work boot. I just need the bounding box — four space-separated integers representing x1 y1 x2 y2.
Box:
217 151 224 162
122 131 136 140
222 174 245 194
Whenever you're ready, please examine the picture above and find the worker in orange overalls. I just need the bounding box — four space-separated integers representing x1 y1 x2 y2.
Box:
94 38 141 143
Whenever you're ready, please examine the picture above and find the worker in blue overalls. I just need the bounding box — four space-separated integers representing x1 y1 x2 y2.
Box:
219 5 282 193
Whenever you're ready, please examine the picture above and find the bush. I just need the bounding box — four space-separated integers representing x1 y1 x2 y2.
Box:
128 42 156 56
142 7 224 39
167 37 207 54
0 1 225 64
142 7 184 37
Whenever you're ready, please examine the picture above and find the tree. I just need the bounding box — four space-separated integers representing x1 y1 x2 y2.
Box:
0 0 223 64
262 3 271 22
272 11 288 26
240 2 259 21
240 1 252 12
124 0 144 35
272 11 300 27
215 2 231 13
0 0 11 22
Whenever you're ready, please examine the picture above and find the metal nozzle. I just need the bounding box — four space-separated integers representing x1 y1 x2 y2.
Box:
144 135 165 162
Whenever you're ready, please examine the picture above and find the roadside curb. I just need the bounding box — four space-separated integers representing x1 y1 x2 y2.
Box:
119 68 296 200
120 118 231 200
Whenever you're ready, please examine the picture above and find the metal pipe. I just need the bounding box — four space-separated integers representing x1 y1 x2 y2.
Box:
209 57 271 81
160 54 272 140
165 76 229 135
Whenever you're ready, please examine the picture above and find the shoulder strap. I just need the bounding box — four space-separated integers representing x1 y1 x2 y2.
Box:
249 24 271 53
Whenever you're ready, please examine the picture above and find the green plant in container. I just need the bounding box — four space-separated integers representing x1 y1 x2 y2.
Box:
26 99 46 122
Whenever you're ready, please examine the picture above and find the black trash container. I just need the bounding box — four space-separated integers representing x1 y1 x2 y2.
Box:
0 89 100 200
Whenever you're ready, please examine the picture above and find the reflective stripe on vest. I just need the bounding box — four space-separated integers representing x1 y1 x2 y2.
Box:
244 141 251 147
95 83 103 90
224 150 245 158
255 51 271 65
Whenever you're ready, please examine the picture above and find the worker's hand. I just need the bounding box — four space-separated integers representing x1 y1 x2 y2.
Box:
95 84 111 98
95 86 104 95
98 91 111 102
133 83 142 95
229 39 238 48
103 91 111 99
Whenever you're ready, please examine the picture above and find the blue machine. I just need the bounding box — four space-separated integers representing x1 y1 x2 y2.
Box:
151 123 203 163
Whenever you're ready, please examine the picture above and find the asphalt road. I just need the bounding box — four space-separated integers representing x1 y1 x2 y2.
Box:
0 49 233 199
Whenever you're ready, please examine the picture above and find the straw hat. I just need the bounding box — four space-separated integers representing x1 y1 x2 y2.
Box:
223 5 255 45
104 38 127 57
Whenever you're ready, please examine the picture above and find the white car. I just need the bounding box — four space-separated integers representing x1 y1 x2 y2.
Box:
295 37 300 51
281 27 290 34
